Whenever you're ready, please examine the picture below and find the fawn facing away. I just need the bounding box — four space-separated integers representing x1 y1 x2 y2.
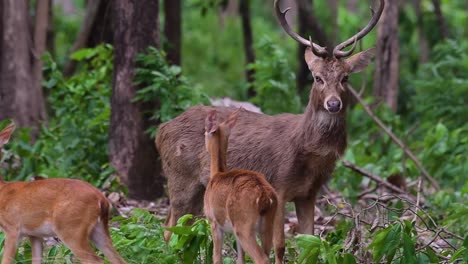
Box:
204 109 279 264
0 123 125 264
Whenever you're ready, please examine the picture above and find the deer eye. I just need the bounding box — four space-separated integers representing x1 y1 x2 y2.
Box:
314 76 323 84
341 76 349 83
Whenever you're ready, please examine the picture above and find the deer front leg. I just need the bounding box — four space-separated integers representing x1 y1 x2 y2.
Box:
2 232 19 264
294 195 316 235
30 236 43 264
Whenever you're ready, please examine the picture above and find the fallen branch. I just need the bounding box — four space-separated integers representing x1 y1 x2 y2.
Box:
342 160 409 195
347 86 440 190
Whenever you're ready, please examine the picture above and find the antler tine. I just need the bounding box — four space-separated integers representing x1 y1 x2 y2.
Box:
274 0 328 57
333 0 385 58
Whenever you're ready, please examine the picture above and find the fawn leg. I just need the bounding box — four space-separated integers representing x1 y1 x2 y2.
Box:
1 232 19 264
235 236 245 264
30 236 43 264
211 222 224 264
273 198 285 264
91 221 126 264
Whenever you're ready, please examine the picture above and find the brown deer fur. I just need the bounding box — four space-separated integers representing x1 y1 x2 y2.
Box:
157 48 375 263
204 110 278 264
0 123 125 264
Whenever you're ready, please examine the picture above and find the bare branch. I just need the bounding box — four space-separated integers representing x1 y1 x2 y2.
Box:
347 86 440 190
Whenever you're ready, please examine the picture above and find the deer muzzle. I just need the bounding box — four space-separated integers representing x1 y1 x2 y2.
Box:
324 96 342 113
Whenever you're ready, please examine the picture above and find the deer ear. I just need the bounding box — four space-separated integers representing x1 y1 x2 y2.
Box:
0 123 15 147
346 48 375 73
224 108 240 130
304 47 320 69
205 110 218 134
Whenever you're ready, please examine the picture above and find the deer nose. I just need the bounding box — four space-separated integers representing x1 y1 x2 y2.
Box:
326 98 342 113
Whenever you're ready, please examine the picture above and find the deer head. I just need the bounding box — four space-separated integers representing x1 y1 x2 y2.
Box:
274 0 384 114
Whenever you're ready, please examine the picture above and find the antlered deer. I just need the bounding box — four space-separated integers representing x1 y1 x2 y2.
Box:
204 109 278 264
0 123 125 264
157 0 384 262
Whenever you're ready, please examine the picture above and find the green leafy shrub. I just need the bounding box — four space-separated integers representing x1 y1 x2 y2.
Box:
166 214 213 264
249 37 302 114
134 47 209 136
3 45 114 187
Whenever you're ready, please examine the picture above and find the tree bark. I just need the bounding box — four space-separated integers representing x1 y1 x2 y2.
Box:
32 0 50 123
0 0 47 136
163 0 182 65
110 0 164 200
431 0 449 39
296 0 331 93
239 0 256 97
328 0 339 44
413 0 429 63
373 0 400 112
347 0 358 13
64 0 113 76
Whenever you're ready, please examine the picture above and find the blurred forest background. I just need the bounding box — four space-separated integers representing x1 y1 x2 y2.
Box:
0 0 466 263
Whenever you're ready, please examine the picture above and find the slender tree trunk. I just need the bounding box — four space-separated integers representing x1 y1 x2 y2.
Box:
46 0 55 54
413 0 429 63
347 0 358 13
0 0 47 136
32 0 49 124
328 0 338 44
63 0 101 76
431 0 449 39
239 0 256 97
88 0 113 46
110 0 164 200
373 0 400 112
296 0 330 93
163 0 182 65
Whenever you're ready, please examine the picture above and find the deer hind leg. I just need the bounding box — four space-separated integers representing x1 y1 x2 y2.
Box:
235 236 245 264
260 205 277 258
56 223 102 264
30 236 43 264
91 221 126 264
210 222 224 264
165 177 205 240
234 222 269 264
2 232 19 264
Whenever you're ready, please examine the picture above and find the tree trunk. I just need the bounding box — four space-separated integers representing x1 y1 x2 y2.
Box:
373 0 400 112
347 0 358 13
296 0 331 93
413 0 429 63
431 0 449 39
32 0 50 123
163 0 182 65
64 0 113 76
110 0 164 200
0 0 47 136
328 0 338 44
239 0 256 97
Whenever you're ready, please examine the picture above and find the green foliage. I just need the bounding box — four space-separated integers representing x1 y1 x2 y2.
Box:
3 45 114 187
249 37 302 114
134 47 209 137
110 209 177 263
411 39 468 129
166 214 213 264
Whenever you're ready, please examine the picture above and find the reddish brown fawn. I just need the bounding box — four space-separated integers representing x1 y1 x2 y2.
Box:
204 110 278 264
0 123 125 264
157 0 384 262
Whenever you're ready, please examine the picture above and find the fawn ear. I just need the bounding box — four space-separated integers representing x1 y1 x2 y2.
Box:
346 48 375 73
0 123 15 147
205 110 219 134
224 108 240 129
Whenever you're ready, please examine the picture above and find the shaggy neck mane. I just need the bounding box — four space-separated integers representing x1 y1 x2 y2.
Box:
296 90 348 156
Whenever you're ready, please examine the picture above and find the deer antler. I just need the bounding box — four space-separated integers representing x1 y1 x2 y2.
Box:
274 0 328 58
333 0 385 58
